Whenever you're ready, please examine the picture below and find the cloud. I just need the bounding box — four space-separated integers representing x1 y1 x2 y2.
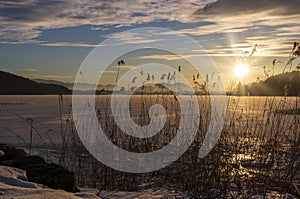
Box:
137 51 239 60
39 42 97 48
245 35 296 56
21 68 39 72
0 0 299 57
168 0 299 57
189 0 300 35
138 54 181 60
193 0 300 18
112 65 137 70
107 31 165 45
0 1 67 22
41 75 73 79
0 0 213 43
276 26 300 36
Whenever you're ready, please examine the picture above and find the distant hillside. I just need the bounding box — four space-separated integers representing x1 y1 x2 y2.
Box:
238 71 300 96
33 78 74 89
0 71 71 95
33 78 112 91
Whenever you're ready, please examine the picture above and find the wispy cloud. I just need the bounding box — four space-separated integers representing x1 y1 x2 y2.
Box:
137 51 241 60
21 68 39 72
138 54 183 60
0 0 213 43
192 0 300 18
42 75 73 79
0 0 299 57
112 65 137 70
188 0 300 36
107 31 165 45
39 42 97 48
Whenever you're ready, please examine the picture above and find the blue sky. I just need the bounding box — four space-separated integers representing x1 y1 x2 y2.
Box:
0 0 299 87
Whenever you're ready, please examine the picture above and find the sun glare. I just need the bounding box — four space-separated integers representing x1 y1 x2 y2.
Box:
234 63 249 77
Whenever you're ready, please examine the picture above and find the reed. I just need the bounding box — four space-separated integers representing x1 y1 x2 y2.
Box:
59 44 299 197
53 91 299 197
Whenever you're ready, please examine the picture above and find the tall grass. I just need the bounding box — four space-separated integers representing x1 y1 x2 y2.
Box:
1 89 298 197
55 92 299 197
55 43 299 196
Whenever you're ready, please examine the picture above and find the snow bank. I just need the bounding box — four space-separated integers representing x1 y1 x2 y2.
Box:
0 165 191 198
0 166 99 199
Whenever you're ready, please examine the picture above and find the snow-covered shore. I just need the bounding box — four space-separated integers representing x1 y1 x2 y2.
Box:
0 166 99 199
0 144 192 198
0 165 192 199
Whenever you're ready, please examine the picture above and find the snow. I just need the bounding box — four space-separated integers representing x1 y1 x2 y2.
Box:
0 166 191 199
0 165 191 198
1 162 295 198
0 166 99 199
0 150 4 158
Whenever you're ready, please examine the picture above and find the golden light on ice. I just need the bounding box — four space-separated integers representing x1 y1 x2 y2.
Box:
234 63 249 77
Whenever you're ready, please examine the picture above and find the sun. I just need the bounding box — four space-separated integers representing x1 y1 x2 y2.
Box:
234 63 249 77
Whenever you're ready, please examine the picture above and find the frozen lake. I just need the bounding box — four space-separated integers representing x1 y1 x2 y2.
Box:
0 95 298 161
0 95 299 196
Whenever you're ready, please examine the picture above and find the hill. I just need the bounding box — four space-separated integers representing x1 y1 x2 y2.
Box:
0 71 71 95
237 71 300 96
33 78 74 89
33 78 113 91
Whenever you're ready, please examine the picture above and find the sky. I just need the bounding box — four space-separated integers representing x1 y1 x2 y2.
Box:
0 0 300 89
